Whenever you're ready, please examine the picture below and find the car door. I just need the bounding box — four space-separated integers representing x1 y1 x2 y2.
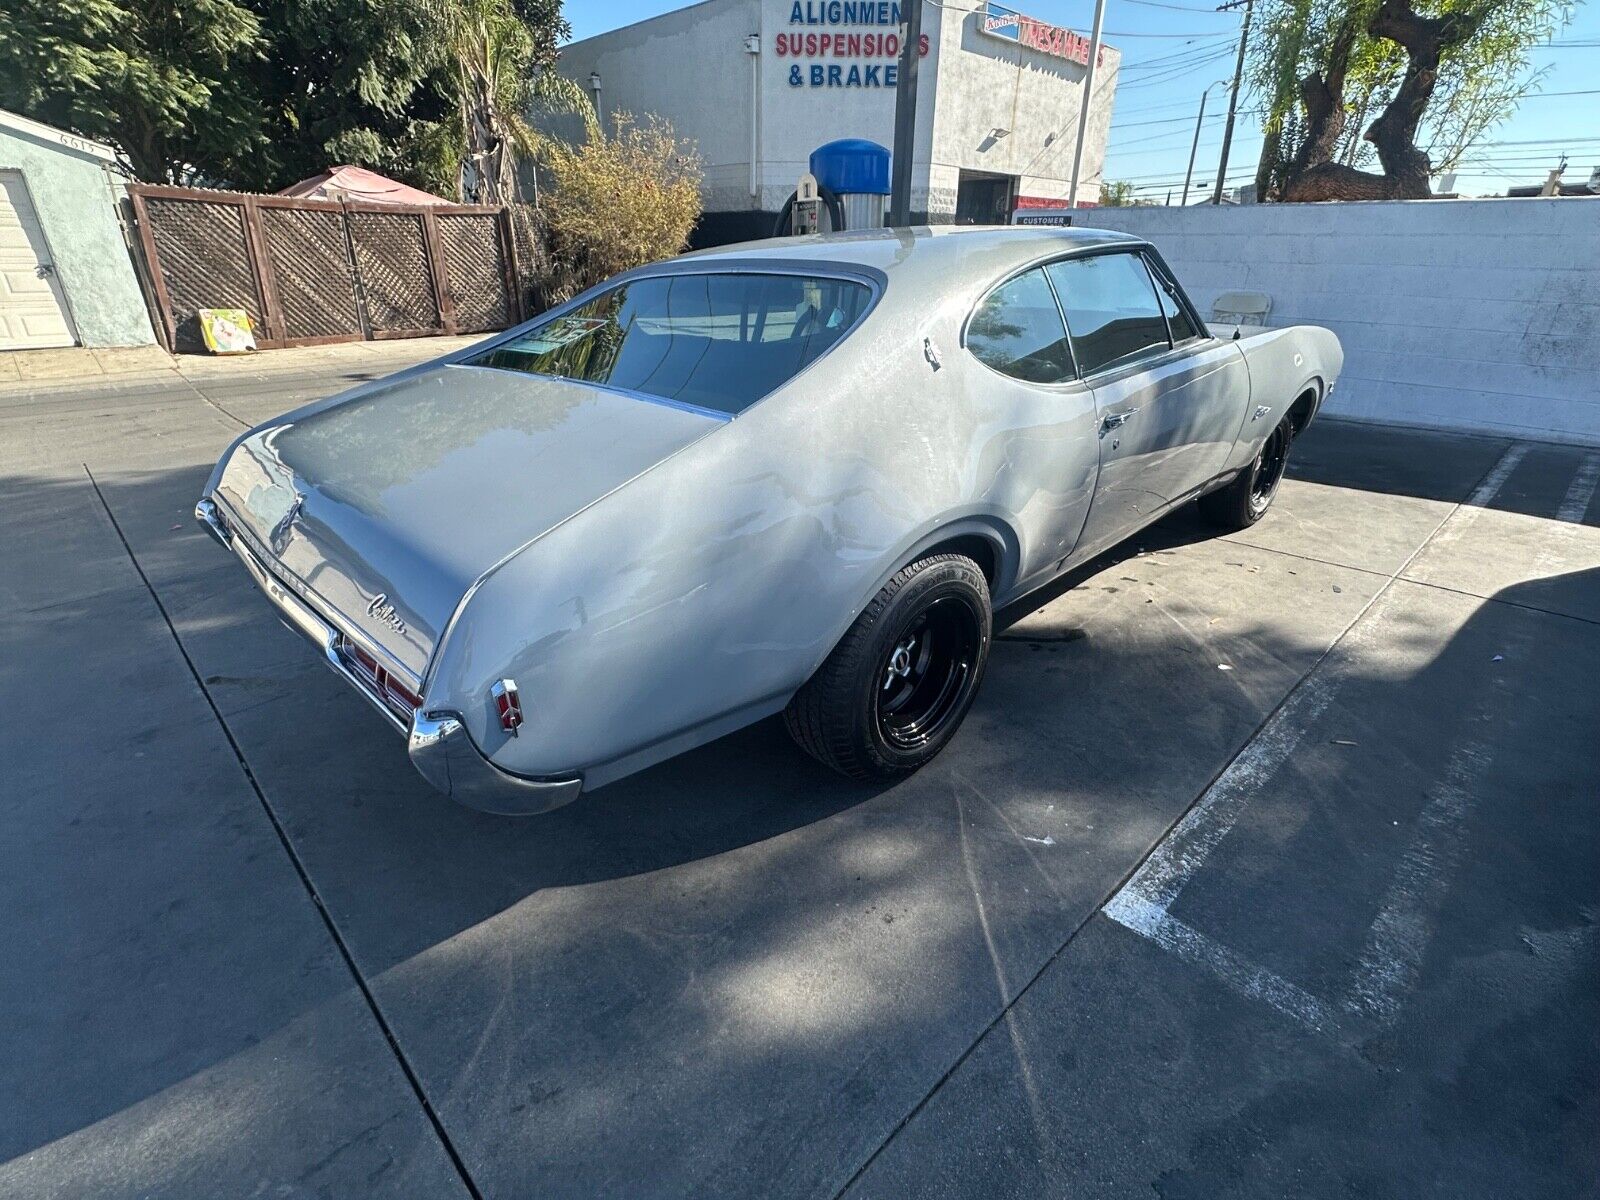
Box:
962 264 1101 590
1048 249 1248 553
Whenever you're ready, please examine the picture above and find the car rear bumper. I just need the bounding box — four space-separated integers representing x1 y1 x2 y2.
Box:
197 497 584 816
405 712 583 815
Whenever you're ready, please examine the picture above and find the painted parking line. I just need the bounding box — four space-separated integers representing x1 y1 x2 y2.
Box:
1400 442 1527 561
1342 734 1493 1023
1103 669 1339 920
1101 656 1354 1035
1556 454 1600 525
1104 442 1539 1037
1467 443 1531 508
1103 884 1342 1034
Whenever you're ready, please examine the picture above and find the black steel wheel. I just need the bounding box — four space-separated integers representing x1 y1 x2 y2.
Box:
1248 418 1292 515
874 594 984 751
785 554 991 781
1199 414 1294 530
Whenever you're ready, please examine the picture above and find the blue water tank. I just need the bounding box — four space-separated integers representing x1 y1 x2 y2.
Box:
809 139 891 196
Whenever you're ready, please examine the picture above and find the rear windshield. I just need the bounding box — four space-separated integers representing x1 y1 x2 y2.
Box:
466 272 871 415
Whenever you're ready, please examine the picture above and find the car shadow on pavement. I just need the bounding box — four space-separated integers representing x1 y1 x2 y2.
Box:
840 564 1600 1200
5 421 1598 1197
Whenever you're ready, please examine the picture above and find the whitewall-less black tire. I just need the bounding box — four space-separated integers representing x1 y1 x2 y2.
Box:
785 554 991 781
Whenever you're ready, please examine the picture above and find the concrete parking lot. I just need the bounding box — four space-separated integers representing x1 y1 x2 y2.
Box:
2 345 1596 1199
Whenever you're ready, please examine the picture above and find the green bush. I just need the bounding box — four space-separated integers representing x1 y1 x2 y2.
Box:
538 113 702 304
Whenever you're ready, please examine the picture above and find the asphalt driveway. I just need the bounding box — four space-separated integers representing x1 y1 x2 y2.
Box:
2 348 1596 1198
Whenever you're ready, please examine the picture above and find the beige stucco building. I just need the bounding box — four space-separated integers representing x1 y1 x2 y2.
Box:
557 0 1120 244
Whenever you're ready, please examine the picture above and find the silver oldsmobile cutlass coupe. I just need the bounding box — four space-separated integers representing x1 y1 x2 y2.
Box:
197 226 1341 814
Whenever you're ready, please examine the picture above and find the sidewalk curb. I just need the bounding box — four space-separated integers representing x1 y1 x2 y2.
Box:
0 335 487 397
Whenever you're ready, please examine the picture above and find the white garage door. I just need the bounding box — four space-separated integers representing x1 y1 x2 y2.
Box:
0 170 77 351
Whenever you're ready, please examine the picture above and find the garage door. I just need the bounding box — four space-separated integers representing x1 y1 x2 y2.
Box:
0 170 77 351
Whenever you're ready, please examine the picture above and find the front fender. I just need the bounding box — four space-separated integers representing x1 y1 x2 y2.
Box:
1226 325 1342 472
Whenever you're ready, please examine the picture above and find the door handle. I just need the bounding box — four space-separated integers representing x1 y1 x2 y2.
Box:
1100 407 1139 435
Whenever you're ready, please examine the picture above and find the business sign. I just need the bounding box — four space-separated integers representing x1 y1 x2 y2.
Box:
980 2 1105 67
1012 209 1073 226
777 1 930 88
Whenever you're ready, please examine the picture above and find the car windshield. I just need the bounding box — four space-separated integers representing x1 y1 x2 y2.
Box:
466 272 871 416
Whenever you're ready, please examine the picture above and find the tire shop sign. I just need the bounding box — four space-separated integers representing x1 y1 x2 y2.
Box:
779 1 930 88
980 2 1106 67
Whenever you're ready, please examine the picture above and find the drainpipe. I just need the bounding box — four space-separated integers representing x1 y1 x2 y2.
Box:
589 72 603 129
746 35 762 205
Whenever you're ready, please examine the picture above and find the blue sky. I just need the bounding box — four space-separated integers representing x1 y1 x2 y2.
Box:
566 0 1599 199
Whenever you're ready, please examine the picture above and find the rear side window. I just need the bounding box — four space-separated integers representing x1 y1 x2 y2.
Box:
966 267 1074 384
1046 253 1172 375
466 272 870 415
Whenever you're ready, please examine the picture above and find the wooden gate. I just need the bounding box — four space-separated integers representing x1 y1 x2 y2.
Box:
127 184 522 352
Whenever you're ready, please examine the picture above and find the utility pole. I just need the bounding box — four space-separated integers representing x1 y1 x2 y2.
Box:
1211 0 1253 205
1182 81 1225 206
1067 0 1108 209
888 0 924 226
1538 154 1568 197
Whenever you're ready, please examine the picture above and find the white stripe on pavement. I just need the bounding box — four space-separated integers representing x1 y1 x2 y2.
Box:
1104 448 1532 1036
1556 454 1600 525
1467 443 1529 508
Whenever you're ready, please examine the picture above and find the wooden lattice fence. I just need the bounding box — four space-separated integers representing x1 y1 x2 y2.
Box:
127 185 522 352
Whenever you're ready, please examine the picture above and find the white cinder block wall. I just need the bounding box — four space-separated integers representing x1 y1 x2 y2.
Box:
1083 199 1600 446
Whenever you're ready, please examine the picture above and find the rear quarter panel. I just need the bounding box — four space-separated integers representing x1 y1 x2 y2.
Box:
425 256 1103 787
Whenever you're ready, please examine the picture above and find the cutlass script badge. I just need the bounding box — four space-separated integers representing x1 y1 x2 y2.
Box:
366 593 407 635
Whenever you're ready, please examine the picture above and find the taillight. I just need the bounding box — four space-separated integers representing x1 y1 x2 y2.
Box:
385 675 422 710
343 640 420 714
491 679 524 736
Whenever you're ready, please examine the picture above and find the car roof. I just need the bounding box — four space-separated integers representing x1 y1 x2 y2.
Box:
673 224 1144 277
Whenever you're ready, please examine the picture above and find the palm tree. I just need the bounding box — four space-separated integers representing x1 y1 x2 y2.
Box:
423 0 592 205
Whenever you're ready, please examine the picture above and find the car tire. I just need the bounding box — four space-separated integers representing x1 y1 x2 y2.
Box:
1199 414 1294 530
785 553 991 782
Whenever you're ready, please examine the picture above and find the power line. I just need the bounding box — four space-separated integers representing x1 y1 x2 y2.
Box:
1119 0 1236 10
1119 36 1235 69
1101 27 1246 36
1112 110 1229 129
1116 44 1238 88
1113 117 1228 147
1106 84 1599 183
1469 134 1600 146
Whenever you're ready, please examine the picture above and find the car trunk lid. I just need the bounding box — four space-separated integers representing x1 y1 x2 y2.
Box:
212 364 723 679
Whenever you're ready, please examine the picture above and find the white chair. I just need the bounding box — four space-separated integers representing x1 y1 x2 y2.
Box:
1211 290 1272 326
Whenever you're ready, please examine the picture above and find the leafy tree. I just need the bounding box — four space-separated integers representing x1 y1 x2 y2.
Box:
1098 180 1137 206
0 0 578 195
538 113 702 303
0 0 265 183
233 0 448 192
1250 0 1574 201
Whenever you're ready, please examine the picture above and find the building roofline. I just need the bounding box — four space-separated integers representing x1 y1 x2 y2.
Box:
0 108 119 164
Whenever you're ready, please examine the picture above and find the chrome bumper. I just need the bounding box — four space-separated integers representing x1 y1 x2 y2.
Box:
197 497 584 816
407 713 583 816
